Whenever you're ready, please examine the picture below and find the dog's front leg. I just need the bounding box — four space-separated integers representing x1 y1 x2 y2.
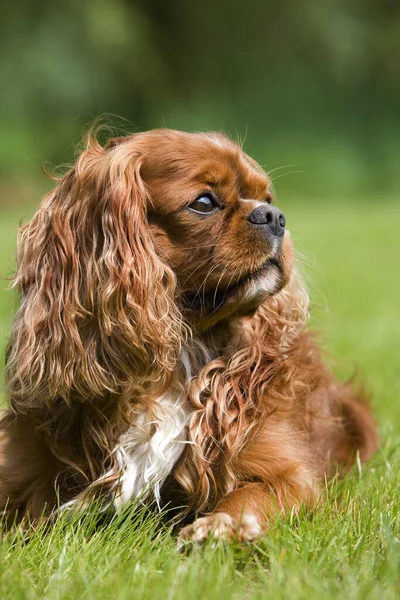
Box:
178 474 318 544
178 422 319 545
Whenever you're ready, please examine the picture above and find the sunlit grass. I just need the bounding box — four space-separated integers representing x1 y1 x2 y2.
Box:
0 198 399 599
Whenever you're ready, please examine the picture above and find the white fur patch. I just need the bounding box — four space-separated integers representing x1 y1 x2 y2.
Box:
113 343 212 511
114 392 190 510
257 268 280 294
239 513 263 541
243 267 280 302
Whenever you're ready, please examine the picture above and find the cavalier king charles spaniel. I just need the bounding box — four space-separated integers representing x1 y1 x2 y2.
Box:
0 128 379 541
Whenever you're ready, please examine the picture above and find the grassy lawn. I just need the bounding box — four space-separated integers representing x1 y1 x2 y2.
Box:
0 198 399 599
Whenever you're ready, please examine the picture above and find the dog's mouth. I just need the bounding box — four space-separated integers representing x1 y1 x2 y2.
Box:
181 257 283 313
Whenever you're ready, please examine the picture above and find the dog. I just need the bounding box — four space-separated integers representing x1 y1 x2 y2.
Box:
0 128 379 541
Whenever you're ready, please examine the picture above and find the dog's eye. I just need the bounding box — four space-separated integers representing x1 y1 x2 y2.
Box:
265 194 272 204
189 195 217 214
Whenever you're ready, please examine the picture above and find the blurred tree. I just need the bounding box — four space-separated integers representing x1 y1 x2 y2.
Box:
0 0 399 197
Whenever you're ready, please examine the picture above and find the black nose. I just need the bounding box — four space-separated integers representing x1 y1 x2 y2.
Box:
247 204 286 237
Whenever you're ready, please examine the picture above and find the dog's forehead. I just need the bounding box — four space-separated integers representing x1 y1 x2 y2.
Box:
193 158 269 200
141 131 270 199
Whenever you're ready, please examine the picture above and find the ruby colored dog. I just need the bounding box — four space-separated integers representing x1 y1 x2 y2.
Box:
0 129 378 541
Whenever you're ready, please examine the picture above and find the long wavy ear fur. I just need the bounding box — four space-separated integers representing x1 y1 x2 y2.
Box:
6 131 183 410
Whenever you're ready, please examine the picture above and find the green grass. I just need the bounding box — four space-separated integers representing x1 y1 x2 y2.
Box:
0 198 399 599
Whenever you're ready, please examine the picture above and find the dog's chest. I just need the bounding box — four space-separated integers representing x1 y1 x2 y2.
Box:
114 392 190 509
114 344 212 509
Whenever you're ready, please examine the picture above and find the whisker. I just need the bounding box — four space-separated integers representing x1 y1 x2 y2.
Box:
266 164 302 176
212 266 230 309
207 261 240 317
200 262 222 309
270 170 306 183
180 254 217 289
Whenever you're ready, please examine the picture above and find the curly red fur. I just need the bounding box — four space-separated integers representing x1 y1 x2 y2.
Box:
0 127 379 537
7 134 183 407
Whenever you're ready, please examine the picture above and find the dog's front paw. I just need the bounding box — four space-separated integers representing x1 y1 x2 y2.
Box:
177 512 263 547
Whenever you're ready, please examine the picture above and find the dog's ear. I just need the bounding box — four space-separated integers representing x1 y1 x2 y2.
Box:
6 132 184 409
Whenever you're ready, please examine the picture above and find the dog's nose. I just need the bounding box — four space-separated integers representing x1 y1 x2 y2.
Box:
247 204 286 237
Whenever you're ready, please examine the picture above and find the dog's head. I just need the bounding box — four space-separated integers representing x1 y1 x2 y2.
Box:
111 129 293 330
7 128 295 405
144 131 293 328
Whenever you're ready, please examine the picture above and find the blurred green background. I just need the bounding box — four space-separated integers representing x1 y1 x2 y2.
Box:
0 1 399 421
1 0 400 198
0 5 399 596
